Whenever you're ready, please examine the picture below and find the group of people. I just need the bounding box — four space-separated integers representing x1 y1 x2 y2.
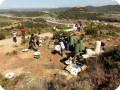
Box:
74 21 83 31
11 29 27 43
58 35 70 57
28 33 42 51
11 29 42 51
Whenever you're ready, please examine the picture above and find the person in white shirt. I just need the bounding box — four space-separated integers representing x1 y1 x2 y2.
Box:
12 31 17 43
59 39 65 57
36 36 42 46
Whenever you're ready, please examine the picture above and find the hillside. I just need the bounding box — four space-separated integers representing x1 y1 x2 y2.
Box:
57 6 120 22
85 5 120 13
57 7 101 20
0 5 119 13
48 7 70 12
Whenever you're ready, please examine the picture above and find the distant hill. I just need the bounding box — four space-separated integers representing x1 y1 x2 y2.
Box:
0 5 119 13
0 7 70 13
48 7 70 12
84 5 120 13
57 7 101 20
0 8 50 12
50 5 120 13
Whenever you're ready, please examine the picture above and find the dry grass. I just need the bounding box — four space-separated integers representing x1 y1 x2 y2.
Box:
0 74 25 90
21 79 48 90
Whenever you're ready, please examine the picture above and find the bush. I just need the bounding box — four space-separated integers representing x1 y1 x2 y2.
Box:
106 31 117 37
57 25 72 30
53 31 71 39
100 46 120 69
85 29 98 35
0 32 6 40
33 18 46 23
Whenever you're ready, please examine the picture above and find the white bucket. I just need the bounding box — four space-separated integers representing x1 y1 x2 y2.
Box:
34 51 40 59
95 41 101 54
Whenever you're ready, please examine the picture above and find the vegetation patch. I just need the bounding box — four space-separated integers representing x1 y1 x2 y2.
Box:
0 32 6 40
53 31 71 39
58 7 102 20
0 17 13 27
57 25 72 30
100 46 120 69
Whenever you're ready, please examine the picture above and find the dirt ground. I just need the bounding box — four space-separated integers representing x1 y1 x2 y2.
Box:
0 31 120 90
0 32 66 82
1 32 119 76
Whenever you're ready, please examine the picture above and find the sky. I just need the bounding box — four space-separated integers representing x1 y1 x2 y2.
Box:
0 0 119 9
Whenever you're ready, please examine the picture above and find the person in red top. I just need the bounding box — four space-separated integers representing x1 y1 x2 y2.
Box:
21 29 26 39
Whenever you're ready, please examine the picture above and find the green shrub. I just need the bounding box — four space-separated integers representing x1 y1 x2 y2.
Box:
33 18 46 23
106 31 117 36
57 25 72 30
27 28 38 35
101 46 120 69
85 29 98 35
80 34 85 40
0 33 6 40
53 31 71 39
94 24 120 32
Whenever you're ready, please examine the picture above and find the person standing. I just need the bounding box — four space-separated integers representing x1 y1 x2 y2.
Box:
59 40 65 57
64 37 70 50
12 30 17 43
21 28 26 39
101 41 105 51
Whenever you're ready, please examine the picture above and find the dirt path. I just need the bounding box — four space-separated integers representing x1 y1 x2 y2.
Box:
0 32 53 53
0 32 65 82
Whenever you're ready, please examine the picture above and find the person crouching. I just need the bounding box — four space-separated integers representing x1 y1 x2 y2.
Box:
28 34 37 51
36 36 42 47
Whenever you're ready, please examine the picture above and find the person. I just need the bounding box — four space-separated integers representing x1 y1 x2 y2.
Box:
28 34 37 51
59 33 64 41
101 41 105 51
38 32 41 35
77 24 80 31
12 30 17 43
36 36 42 46
73 24 77 31
77 21 82 31
21 29 26 39
64 37 70 50
59 39 65 57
